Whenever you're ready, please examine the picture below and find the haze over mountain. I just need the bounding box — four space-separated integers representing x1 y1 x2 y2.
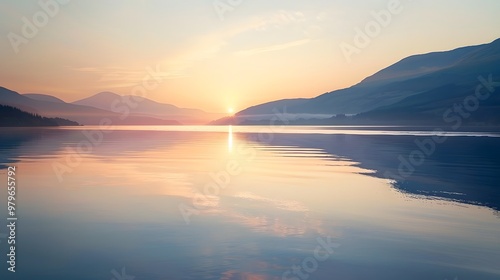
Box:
219 38 500 126
0 87 180 125
1 88 226 125
72 92 224 124
23 93 66 104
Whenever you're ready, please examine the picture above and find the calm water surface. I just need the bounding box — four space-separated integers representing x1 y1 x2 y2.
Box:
0 126 499 280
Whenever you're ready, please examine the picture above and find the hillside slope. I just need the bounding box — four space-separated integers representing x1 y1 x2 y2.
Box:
220 38 500 125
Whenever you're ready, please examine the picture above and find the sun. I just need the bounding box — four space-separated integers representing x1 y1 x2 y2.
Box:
227 108 234 114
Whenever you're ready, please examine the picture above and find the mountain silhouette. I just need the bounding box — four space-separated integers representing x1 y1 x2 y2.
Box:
221 38 500 125
0 87 180 125
72 92 224 124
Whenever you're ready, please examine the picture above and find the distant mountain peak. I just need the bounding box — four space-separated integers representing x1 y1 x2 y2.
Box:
85 91 122 99
71 91 221 124
95 91 120 97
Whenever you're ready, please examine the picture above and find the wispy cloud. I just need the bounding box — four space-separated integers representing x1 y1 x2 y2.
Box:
253 10 307 31
234 38 310 57
158 39 227 78
69 10 316 88
71 64 189 88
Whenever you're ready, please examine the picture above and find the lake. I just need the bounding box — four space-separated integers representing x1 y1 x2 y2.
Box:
0 126 499 280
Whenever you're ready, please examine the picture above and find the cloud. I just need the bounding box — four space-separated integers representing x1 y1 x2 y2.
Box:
68 10 315 87
254 10 307 31
234 38 310 57
70 64 190 88
158 39 227 78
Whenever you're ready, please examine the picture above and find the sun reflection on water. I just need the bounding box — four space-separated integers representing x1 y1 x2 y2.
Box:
228 125 233 152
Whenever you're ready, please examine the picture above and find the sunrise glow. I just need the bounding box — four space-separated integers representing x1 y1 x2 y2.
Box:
1 1 499 113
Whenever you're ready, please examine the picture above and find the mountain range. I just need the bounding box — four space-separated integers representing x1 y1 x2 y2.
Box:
214 38 500 126
0 89 224 125
2 38 500 127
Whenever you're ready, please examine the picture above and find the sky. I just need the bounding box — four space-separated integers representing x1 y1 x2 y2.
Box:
1 0 500 113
